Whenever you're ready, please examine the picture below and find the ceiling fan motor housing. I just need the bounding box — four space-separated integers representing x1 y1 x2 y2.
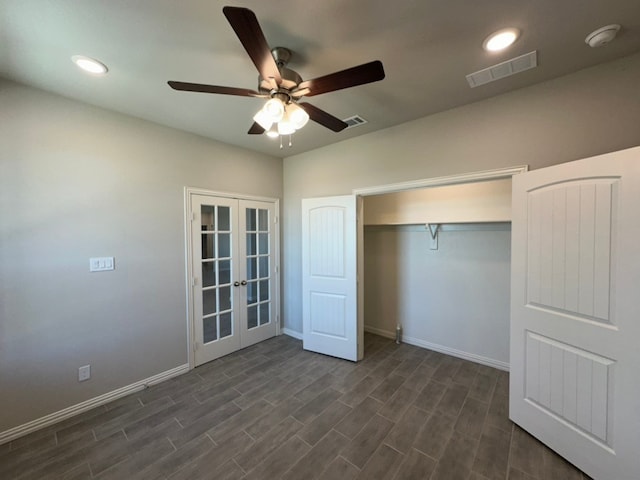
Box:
271 47 291 67
259 47 302 95
259 67 302 95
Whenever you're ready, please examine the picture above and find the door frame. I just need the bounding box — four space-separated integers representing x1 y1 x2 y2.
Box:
352 165 528 360
352 165 528 196
184 187 281 370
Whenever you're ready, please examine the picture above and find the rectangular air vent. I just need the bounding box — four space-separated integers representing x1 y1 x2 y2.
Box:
466 51 537 88
342 115 368 129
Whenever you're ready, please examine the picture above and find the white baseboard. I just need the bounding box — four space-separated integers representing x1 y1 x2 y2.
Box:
364 326 509 372
365 325 397 340
0 363 189 446
282 328 303 340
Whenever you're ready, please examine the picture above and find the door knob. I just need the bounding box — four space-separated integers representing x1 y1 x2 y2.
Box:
233 281 240 287
240 280 247 286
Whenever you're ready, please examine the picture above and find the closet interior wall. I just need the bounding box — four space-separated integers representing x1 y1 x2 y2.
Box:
362 179 512 369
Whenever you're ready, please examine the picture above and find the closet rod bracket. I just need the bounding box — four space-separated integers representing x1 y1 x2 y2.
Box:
426 223 439 250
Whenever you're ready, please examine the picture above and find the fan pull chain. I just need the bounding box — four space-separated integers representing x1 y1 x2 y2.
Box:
278 135 294 149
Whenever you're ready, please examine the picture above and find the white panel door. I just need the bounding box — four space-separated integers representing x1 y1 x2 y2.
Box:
191 194 277 366
510 147 640 479
302 195 359 361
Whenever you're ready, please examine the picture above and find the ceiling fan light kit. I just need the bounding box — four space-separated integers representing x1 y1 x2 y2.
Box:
168 6 385 146
252 97 309 139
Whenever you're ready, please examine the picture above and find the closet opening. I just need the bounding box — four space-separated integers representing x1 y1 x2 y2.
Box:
353 166 526 368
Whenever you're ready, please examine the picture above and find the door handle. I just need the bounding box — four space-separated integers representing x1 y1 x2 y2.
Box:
233 281 240 287
240 280 247 286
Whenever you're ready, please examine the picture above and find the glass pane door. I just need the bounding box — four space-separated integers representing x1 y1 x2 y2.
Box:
192 195 240 366
190 194 277 367
239 200 277 347
201 204 233 342
245 207 271 328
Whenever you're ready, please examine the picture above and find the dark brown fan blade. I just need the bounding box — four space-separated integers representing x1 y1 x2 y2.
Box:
248 122 265 135
168 81 262 97
297 60 385 97
298 102 348 132
223 6 282 86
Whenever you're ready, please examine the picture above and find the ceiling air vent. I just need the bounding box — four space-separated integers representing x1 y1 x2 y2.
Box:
466 51 537 88
342 115 368 129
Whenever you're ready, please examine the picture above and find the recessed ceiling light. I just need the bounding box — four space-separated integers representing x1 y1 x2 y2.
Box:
71 55 108 75
483 28 520 52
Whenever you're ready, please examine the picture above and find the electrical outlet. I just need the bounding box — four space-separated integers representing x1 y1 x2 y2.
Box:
78 364 91 382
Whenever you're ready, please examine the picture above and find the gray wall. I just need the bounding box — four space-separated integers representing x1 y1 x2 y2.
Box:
0 80 282 433
282 52 640 335
364 225 511 366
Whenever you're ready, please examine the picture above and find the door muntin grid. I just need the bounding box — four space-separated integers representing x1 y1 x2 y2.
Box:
245 208 271 329
201 205 233 343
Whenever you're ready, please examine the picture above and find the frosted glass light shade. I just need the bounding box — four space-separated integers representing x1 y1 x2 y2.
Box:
253 109 273 130
277 119 296 135
276 110 295 135
287 103 310 129
266 125 279 138
263 98 285 122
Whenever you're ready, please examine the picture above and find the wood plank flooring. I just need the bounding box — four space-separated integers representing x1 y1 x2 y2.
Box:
0 334 592 479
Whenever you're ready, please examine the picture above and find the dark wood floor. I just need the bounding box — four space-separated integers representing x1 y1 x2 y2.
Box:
0 334 591 480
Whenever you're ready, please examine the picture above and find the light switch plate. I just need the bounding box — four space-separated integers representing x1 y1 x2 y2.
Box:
90 257 115 272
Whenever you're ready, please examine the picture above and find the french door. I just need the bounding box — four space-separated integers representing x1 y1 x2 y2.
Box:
189 193 278 366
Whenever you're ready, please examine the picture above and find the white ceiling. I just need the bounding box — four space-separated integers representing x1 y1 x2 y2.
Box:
1 0 639 157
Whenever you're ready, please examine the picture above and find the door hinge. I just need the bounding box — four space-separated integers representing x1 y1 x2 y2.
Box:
190 211 196 221
193 341 198 352
274 216 279 224
192 277 197 286
275 266 279 274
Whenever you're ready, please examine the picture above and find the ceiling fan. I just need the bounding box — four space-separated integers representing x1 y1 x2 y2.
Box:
168 6 385 140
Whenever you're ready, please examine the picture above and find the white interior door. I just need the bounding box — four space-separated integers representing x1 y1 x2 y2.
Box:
190 194 277 366
510 147 640 480
302 195 359 361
